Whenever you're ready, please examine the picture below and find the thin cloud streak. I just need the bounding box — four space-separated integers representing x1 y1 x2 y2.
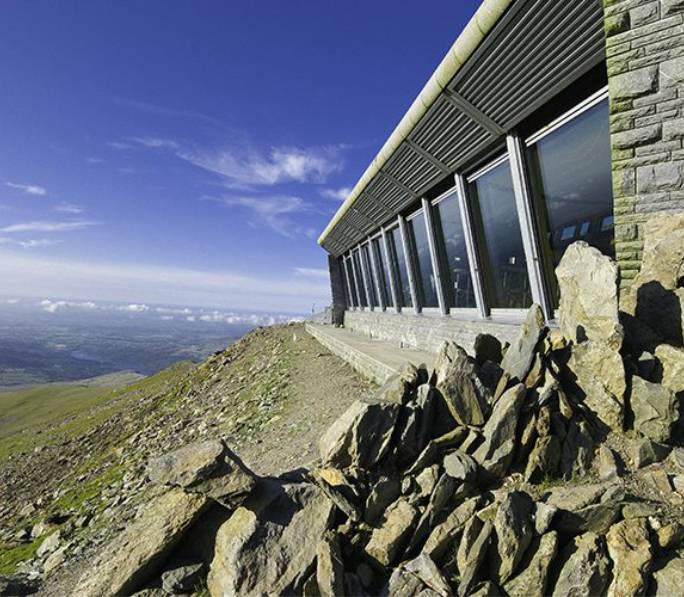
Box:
0 221 98 233
52 202 83 214
113 97 223 126
6 182 47 196
321 186 352 201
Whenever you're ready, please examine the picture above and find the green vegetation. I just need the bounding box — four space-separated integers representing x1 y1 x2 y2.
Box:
0 535 47 575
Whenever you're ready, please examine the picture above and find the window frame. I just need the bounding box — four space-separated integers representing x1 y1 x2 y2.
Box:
405 207 441 314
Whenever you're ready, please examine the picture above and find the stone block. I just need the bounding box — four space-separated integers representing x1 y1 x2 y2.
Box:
613 124 662 149
661 55 684 87
637 160 684 192
663 0 684 15
610 66 659 100
630 2 659 27
664 118 684 140
606 11 631 36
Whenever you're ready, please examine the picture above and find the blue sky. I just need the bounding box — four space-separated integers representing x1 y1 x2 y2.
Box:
0 1 480 313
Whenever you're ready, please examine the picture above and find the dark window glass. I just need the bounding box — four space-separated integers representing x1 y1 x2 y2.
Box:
352 250 368 308
340 258 352 307
527 99 613 307
469 160 532 309
433 192 476 309
388 227 412 308
344 257 357 307
407 214 439 308
372 237 392 308
361 244 378 308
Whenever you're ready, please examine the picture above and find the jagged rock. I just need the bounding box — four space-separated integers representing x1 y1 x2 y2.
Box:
556 500 621 535
456 518 493 597
422 497 481 560
443 450 478 483
414 465 440 500
364 477 401 525
376 373 410 405
598 445 620 481
208 479 334 596
655 344 684 394
415 384 438 449
524 435 561 483
606 518 652 597
638 351 657 380
500 304 546 383
318 399 399 469
503 531 558 597
365 498 418 567
552 532 611 597
534 502 557 535
435 343 490 426
630 437 669 468
492 491 534 584
473 383 526 475
161 563 204 594
43 545 67 574
469 580 501 597
556 241 623 349
316 532 345 597
651 552 684 596
631 375 679 442
560 419 595 479
146 440 255 508
543 482 608 512
624 213 684 346
36 530 60 558
395 554 452 596
568 340 625 431
474 333 502 366
312 469 360 522
655 521 684 549
75 489 208 597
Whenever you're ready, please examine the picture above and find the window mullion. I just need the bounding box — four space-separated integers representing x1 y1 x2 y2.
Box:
357 244 373 311
381 227 400 311
349 252 363 309
454 173 488 319
422 198 448 315
506 134 553 320
367 237 385 310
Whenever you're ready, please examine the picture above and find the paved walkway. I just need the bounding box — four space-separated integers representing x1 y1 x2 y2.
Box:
305 322 435 385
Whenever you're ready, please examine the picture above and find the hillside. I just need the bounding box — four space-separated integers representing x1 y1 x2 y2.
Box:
0 324 375 592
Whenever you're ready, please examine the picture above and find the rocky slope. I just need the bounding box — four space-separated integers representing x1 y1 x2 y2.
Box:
3 213 684 597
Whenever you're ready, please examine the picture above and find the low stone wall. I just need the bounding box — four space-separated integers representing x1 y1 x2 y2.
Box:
343 310 522 355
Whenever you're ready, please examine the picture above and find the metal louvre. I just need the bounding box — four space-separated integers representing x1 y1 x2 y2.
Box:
321 0 606 256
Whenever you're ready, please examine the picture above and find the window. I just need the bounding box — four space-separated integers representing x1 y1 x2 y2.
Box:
387 226 412 309
340 257 353 307
372 237 392 308
433 191 476 309
344 256 357 308
407 213 439 308
526 96 613 307
468 158 532 309
352 249 367 308
361 244 379 308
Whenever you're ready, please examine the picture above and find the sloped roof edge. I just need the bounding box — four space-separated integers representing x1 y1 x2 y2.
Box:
318 0 514 247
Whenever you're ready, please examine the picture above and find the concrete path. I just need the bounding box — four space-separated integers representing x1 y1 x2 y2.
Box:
305 322 435 385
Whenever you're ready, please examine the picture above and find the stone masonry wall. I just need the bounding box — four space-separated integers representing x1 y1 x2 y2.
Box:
605 0 684 293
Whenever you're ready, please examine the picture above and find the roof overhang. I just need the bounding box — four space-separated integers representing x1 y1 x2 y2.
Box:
318 0 606 256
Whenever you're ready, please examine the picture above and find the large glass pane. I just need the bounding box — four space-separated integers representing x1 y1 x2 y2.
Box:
361 244 378 308
388 227 413 309
372 237 392 308
433 192 476 308
352 250 368 308
469 160 532 309
344 257 357 307
527 99 613 307
407 214 439 308
341 258 353 307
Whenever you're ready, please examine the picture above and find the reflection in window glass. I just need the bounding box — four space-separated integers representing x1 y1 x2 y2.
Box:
362 244 378 308
433 193 476 309
345 257 358 307
388 227 412 309
469 160 532 309
407 214 439 308
527 99 613 306
352 250 368 308
341 258 353 307
372 237 392 308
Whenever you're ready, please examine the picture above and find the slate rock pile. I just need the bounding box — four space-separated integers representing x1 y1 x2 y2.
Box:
71 214 684 597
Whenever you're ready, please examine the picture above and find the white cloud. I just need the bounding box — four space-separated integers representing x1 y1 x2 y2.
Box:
126 136 179 150
0 251 329 312
6 182 47 196
292 267 329 280
119 303 149 313
40 299 98 313
0 236 63 248
86 157 104 164
0 221 98 233
52 202 83 214
321 186 352 201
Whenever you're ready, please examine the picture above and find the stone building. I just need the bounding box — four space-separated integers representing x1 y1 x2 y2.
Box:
318 0 684 353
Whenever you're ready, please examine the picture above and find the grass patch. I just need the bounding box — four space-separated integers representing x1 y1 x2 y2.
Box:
0 535 46 575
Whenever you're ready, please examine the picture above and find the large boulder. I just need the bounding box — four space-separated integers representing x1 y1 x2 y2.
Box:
556 241 623 350
365 498 418 567
435 343 490 426
316 532 345 597
503 531 558 597
655 344 684 394
147 440 255 508
500 304 546 383
207 479 334 596
492 491 535 584
624 213 684 346
631 375 679 442
568 340 626 432
552 532 611 597
606 518 652 597
651 552 684 596
318 399 399 469
75 489 208 597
